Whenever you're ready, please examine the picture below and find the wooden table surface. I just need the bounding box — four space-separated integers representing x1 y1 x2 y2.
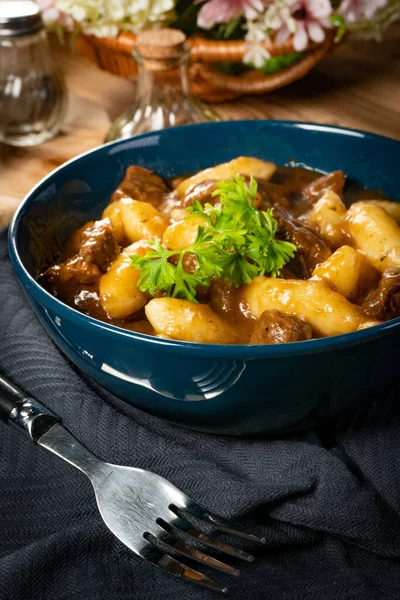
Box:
1 23 399 226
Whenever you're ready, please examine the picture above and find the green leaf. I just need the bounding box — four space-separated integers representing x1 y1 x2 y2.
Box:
171 267 206 303
130 175 297 302
259 52 305 75
222 253 259 286
213 17 244 41
213 52 305 77
331 14 347 43
213 61 250 76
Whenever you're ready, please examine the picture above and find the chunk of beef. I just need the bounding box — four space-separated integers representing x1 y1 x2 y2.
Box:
43 219 119 286
46 258 101 285
79 219 120 273
273 207 332 278
249 310 312 344
304 171 345 205
62 220 94 259
182 180 218 207
255 181 291 211
111 166 168 207
281 265 299 280
210 279 239 316
362 269 400 321
182 176 269 209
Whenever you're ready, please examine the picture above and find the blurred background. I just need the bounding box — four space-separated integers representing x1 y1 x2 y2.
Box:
1 0 399 226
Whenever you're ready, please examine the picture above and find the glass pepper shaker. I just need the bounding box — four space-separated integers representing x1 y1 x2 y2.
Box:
0 0 67 146
105 28 219 143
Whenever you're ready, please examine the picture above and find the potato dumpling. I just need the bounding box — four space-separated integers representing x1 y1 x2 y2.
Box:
307 190 347 249
162 216 209 250
176 157 277 197
99 242 148 319
120 198 169 242
243 276 368 337
345 202 400 272
357 320 382 331
361 200 400 225
145 298 240 344
312 246 379 301
102 201 126 245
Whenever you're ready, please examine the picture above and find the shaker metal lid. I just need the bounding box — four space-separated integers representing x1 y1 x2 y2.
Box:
0 0 43 37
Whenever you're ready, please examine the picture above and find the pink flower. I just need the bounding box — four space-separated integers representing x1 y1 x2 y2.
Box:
275 0 332 51
339 0 388 24
35 0 74 28
196 0 266 30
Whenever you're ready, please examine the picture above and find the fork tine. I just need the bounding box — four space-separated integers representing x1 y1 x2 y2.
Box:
170 517 254 562
183 501 266 544
154 521 240 576
139 540 229 594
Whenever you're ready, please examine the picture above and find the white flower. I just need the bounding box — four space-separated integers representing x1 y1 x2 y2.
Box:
107 0 125 22
244 0 298 52
243 40 271 67
84 23 120 37
54 0 176 37
264 0 297 30
246 19 268 41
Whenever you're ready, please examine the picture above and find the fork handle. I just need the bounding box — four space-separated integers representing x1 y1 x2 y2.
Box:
0 373 106 479
0 372 59 442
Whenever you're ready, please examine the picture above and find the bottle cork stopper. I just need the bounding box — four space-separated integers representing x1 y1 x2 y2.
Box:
136 28 187 60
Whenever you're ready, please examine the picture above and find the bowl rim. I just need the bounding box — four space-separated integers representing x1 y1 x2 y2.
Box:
8 119 400 359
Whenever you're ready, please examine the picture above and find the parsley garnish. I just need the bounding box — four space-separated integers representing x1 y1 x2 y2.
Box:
130 176 296 302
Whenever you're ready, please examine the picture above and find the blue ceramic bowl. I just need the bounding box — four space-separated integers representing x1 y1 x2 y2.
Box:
9 121 400 435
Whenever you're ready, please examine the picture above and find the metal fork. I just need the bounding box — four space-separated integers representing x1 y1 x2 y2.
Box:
0 374 265 594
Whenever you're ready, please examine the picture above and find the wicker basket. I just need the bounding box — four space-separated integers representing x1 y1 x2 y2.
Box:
76 31 336 102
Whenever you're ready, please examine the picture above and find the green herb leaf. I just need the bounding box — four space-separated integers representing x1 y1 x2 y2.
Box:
214 17 244 41
131 176 297 301
259 52 305 75
331 14 347 43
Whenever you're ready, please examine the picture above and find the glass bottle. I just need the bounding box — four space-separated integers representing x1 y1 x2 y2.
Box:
105 28 219 143
0 0 67 146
